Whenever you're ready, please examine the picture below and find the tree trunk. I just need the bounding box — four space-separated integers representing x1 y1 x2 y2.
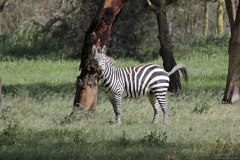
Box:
73 0 127 110
157 1 181 92
217 0 224 36
204 0 209 37
147 0 181 92
0 78 2 112
223 0 240 103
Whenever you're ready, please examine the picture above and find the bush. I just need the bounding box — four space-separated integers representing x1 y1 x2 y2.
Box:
0 30 69 60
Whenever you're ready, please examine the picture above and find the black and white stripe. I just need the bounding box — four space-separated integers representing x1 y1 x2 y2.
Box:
93 46 188 124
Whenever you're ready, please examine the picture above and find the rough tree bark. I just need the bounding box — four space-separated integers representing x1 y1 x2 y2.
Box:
147 0 181 92
0 78 2 111
223 0 240 103
73 0 127 110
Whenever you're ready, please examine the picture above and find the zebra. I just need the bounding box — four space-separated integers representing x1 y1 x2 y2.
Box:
93 45 188 125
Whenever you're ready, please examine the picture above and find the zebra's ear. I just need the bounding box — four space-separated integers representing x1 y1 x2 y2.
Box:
101 46 107 54
92 45 98 55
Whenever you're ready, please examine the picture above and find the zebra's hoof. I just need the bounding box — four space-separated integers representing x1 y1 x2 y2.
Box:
109 118 121 125
152 120 158 124
117 119 121 124
163 120 170 125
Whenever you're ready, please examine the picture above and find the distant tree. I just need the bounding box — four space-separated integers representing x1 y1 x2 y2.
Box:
203 0 225 36
223 0 240 103
203 0 210 36
217 0 224 36
204 0 210 36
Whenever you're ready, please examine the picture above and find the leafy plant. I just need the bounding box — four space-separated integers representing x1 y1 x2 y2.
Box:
141 131 168 145
193 99 212 114
0 123 19 146
61 108 92 125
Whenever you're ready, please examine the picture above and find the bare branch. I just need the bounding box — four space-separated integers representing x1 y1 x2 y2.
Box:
146 0 159 13
42 12 64 32
31 9 72 33
0 0 8 12
235 0 240 27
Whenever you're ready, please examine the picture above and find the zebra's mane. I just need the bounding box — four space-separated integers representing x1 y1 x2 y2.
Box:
105 54 116 67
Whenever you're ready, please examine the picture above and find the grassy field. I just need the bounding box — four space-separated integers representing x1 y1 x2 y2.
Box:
0 44 240 160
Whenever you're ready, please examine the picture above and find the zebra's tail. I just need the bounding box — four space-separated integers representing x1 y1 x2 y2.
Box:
167 64 188 84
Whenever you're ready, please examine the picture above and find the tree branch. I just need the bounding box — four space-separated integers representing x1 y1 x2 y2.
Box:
0 0 8 12
146 0 177 13
146 0 159 13
42 12 65 32
225 0 237 34
31 13 64 32
235 0 240 27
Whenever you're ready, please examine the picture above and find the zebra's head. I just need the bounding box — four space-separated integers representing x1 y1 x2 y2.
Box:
92 45 107 76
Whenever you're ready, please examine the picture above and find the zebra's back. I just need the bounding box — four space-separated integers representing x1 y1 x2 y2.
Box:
117 64 170 98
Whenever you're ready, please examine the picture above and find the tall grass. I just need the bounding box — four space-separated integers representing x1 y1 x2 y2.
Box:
0 37 240 160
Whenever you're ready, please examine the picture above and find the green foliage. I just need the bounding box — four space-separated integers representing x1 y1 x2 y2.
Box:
0 29 70 60
190 34 229 49
0 24 229 62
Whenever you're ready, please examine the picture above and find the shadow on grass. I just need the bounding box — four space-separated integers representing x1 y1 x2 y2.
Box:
1 128 238 160
1 79 225 104
2 82 75 100
2 82 110 103
0 129 240 160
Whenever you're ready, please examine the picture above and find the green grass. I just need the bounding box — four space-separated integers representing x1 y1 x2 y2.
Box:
0 44 240 160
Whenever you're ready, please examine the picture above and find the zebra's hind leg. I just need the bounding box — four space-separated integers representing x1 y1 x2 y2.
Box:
156 97 169 125
160 102 169 125
148 93 161 123
154 93 169 125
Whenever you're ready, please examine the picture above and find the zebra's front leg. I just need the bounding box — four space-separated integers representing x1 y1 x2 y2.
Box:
110 95 122 124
